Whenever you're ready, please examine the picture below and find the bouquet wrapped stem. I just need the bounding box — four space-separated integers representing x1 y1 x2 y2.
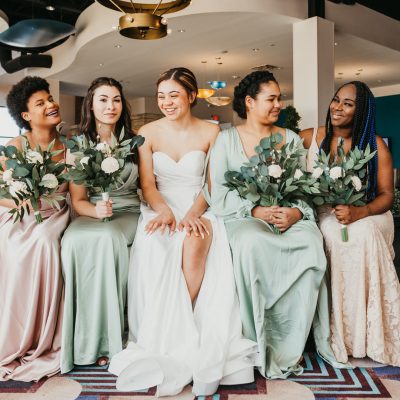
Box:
340 223 348 242
101 191 111 222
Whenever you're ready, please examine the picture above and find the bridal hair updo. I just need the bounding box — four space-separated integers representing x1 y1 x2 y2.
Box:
156 67 198 107
7 76 50 130
233 71 277 119
321 81 378 200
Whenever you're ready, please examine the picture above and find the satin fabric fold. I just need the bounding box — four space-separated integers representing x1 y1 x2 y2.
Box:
0 186 69 381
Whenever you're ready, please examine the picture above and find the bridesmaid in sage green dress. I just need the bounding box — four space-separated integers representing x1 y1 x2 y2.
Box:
60 77 140 373
208 71 348 378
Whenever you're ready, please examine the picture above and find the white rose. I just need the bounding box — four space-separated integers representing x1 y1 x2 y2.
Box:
96 142 111 154
40 173 59 189
26 150 43 164
101 157 120 174
312 167 324 179
80 156 90 165
9 181 28 197
293 169 303 180
351 176 362 191
268 164 283 179
2 169 13 183
329 166 343 181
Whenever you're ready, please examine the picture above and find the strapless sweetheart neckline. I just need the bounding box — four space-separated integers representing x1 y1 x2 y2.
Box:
153 150 206 164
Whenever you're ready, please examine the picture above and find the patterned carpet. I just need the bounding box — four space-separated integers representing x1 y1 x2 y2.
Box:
0 353 399 400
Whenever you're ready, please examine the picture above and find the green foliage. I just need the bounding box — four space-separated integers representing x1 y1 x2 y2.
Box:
310 138 376 207
392 187 400 215
282 105 301 134
0 137 67 223
63 129 144 194
224 133 319 232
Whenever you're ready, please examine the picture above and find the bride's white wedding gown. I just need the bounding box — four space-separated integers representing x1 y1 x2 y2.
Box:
109 150 258 397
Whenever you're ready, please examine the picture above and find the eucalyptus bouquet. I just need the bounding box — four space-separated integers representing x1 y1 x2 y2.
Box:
64 129 144 221
0 138 66 223
310 138 376 241
224 133 319 234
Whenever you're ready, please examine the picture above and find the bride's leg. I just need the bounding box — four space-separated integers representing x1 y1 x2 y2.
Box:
182 217 213 303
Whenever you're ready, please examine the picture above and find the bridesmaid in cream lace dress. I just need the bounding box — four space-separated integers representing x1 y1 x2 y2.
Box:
0 77 69 381
301 81 400 366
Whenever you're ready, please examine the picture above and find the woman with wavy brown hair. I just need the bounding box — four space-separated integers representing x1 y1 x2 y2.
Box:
60 77 141 373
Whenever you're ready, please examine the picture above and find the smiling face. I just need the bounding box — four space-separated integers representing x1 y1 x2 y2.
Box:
22 90 61 129
92 85 123 127
246 81 282 124
329 84 356 128
157 79 195 121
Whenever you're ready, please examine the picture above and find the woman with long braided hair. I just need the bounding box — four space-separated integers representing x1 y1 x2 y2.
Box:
301 81 400 367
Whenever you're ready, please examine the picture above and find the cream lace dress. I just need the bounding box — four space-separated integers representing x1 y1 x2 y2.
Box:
306 128 400 366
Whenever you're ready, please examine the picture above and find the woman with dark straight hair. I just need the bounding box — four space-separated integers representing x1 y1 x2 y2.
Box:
301 81 400 366
60 77 141 373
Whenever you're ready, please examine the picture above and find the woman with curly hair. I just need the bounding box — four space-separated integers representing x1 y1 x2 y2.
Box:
0 76 69 381
301 81 400 366
208 71 348 378
60 77 141 373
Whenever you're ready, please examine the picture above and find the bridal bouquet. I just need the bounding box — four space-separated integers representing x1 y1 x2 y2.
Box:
224 133 319 234
310 138 376 241
64 129 144 221
0 138 66 223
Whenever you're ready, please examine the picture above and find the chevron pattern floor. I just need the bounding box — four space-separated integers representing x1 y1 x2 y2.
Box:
0 353 399 399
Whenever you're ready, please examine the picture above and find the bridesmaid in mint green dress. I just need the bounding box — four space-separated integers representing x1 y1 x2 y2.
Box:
208 71 347 378
61 77 140 373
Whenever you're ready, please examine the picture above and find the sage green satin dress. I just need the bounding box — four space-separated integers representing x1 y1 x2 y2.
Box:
209 127 348 378
60 162 140 373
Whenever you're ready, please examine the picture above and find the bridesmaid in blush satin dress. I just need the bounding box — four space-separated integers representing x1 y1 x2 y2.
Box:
0 77 69 381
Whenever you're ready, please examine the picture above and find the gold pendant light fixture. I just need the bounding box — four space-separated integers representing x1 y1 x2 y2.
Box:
96 0 191 40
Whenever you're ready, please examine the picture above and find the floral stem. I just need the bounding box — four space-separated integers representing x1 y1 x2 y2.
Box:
102 191 111 222
340 224 348 242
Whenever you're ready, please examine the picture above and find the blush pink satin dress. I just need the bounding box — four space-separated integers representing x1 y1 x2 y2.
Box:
0 183 69 381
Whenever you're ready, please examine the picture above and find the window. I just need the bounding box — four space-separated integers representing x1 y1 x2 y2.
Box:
0 107 20 145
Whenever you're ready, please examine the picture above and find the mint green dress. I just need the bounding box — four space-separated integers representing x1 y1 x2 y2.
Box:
60 161 140 373
208 127 348 378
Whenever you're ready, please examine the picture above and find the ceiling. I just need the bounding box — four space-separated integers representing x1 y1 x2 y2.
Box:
0 0 399 102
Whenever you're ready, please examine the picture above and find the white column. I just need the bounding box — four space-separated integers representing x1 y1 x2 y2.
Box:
293 16 335 130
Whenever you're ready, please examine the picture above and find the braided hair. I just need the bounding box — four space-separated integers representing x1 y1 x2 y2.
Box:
321 81 378 200
233 71 277 119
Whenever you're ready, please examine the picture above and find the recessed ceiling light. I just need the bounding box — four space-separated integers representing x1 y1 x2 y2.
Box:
99 63 104 67
177 29 185 33
232 75 240 79
114 44 122 48
167 28 172 35
252 48 260 52
46 5 55 11
334 42 338 46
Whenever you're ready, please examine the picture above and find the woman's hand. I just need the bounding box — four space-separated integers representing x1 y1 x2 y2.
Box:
334 204 365 224
145 207 176 235
178 211 210 239
251 205 279 222
270 207 302 232
95 199 113 219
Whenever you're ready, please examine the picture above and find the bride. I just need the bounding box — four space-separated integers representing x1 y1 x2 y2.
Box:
109 67 257 397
